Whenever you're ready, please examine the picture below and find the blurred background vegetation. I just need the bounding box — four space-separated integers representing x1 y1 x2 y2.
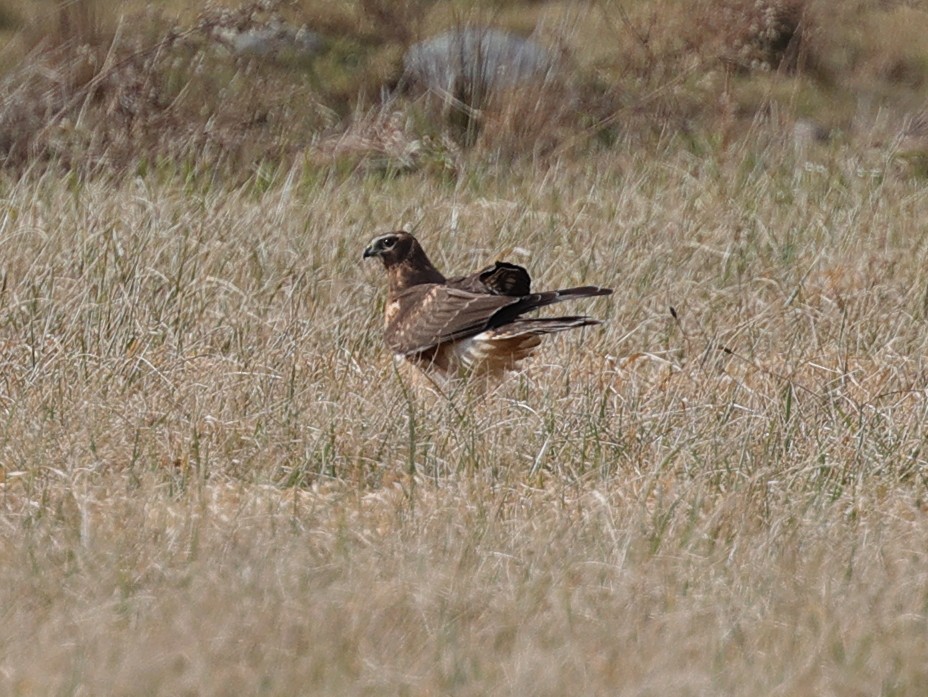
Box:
0 0 927 178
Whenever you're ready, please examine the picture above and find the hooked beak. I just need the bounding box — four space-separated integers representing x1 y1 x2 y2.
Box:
362 244 378 259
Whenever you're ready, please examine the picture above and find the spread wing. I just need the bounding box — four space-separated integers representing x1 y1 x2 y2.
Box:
385 282 612 356
447 261 532 296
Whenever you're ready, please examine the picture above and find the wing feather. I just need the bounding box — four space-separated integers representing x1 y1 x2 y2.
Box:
385 281 612 357
386 284 517 355
446 261 532 296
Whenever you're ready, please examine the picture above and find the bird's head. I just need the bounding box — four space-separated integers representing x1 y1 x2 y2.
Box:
362 231 419 268
363 231 446 290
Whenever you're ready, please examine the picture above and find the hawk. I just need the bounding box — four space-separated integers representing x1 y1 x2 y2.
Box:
363 231 612 383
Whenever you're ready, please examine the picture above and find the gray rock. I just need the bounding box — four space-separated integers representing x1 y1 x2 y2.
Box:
403 27 555 99
215 22 322 60
793 118 830 151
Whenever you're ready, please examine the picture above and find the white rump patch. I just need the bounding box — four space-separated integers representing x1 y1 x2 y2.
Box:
450 330 542 376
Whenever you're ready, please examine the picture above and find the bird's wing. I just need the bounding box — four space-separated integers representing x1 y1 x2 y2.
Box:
446 261 532 296
385 284 518 355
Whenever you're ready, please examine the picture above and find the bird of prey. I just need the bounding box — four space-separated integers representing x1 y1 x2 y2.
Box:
363 231 612 384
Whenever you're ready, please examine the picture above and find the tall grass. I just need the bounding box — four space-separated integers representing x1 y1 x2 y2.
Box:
2 137 928 693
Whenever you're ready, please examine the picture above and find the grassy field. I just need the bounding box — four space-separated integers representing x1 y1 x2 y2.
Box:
2 141 928 694
2 0 928 695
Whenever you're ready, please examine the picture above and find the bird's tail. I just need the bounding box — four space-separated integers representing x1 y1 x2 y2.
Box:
491 316 602 338
495 286 612 324
463 316 601 377
535 285 613 305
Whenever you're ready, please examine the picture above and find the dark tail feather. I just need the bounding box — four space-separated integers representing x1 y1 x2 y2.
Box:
494 286 612 325
492 316 602 338
529 286 612 309
550 285 613 298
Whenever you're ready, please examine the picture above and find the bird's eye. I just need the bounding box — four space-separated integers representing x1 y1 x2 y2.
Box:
382 237 396 248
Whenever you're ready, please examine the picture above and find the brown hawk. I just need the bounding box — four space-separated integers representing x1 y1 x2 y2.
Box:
363 231 612 384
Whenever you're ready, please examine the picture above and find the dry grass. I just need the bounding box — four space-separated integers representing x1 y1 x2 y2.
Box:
4 0 928 176
2 1 928 694
2 135 928 694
